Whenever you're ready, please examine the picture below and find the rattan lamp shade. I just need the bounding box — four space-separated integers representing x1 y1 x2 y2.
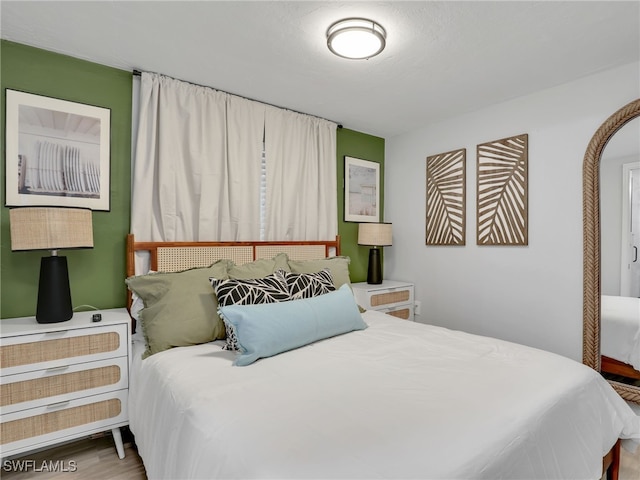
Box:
9 207 93 324
358 222 392 247
10 207 93 251
358 223 392 284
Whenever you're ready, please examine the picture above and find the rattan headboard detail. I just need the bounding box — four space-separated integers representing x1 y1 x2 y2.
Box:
125 234 341 308
156 246 254 273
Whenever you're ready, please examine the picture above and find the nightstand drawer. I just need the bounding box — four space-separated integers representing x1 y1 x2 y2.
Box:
370 289 412 308
1 356 128 414
0 389 128 455
351 281 415 322
0 324 128 376
379 303 414 321
356 285 414 310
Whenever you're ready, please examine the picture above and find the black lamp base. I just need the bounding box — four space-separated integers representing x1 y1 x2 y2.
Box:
37 255 73 324
367 247 383 284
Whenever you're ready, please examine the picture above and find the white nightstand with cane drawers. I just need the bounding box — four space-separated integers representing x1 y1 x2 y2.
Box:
0 308 130 460
351 281 415 321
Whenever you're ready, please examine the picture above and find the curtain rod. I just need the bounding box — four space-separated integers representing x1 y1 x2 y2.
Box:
132 69 343 129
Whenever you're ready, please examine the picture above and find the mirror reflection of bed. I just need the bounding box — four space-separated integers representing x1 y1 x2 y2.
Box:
600 116 640 387
601 295 640 385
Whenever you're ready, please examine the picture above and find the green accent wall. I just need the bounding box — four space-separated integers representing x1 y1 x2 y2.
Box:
1 41 132 318
336 128 385 283
0 41 384 319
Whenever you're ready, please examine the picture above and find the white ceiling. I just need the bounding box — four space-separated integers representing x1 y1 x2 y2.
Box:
1 1 638 138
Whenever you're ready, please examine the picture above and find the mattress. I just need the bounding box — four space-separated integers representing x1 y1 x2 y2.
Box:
129 310 640 479
601 295 640 370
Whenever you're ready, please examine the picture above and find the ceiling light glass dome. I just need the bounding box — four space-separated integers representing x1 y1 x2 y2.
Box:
327 18 386 60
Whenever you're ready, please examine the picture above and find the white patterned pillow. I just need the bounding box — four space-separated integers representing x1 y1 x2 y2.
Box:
210 273 290 351
277 268 335 300
211 275 290 306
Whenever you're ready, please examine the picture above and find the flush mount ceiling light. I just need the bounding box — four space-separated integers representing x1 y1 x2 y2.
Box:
327 18 386 60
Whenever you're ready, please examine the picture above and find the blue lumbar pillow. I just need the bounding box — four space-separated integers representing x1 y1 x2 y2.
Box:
218 284 367 366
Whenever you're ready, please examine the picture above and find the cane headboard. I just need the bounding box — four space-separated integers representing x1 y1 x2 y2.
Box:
125 234 341 308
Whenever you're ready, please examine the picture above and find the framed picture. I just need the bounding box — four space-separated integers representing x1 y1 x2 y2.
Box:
344 156 380 223
5 89 111 211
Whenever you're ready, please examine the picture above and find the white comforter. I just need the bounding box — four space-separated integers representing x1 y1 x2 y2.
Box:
130 310 639 480
601 295 640 370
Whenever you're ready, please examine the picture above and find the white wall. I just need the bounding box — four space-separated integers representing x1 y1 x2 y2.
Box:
384 62 639 362
601 153 636 295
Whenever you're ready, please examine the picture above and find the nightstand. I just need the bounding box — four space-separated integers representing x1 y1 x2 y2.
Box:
351 280 415 321
0 308 130 460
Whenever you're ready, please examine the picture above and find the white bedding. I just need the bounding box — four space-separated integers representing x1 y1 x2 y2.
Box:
130 310 640 480
601 295 640 370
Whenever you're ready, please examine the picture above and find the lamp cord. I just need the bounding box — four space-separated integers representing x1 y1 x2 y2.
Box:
73 304 100 312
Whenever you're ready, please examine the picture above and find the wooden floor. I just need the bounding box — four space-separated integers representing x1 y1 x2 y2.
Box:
618 444 640 480
2 429 639 480
1 430 146 480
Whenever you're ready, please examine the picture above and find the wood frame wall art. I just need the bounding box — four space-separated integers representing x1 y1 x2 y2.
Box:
5 89 111 211
476 134 528 245
344 156 380 223
426 148 466 245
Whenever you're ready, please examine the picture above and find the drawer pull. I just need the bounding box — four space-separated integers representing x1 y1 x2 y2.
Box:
46 400 71 410
45 365 70 373
43 330 69 338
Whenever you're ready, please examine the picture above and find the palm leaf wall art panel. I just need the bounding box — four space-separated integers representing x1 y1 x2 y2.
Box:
476 134 528 246
426 148 466 245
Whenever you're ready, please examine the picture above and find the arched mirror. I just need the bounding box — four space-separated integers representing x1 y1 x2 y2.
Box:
583 98 640 404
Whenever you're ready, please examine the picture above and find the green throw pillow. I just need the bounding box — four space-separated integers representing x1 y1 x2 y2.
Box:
126 259 231 357
287 256 351 289
228 252 290 279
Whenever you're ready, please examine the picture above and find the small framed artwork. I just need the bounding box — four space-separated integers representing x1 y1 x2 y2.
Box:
5 89 111 211
344 156 380 222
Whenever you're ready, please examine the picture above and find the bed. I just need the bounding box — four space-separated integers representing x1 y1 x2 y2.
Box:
125 235 639 480
601 295 640 381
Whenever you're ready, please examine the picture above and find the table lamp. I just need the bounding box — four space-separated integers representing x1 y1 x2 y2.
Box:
358 222 392 284
9 207 94 323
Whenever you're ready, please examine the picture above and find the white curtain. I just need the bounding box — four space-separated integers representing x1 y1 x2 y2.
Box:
132 72 337 247
217 94 265 240
264 106 337 240
131 73 263 241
